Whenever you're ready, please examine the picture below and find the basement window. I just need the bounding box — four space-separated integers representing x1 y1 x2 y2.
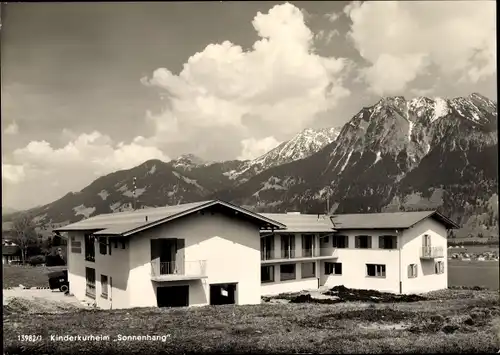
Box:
435 261 445 274
301 262 316 279
280 264 296 281
325 262 342 275
408 264 418 278
366 264 386 278
261 266 274 283
101 275 108 299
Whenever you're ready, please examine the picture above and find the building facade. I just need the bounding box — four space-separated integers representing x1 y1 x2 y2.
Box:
56 201 457 309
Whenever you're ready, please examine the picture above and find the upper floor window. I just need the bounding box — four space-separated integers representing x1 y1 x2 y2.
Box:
70 236 82 254
301 234 315 257
332 235 348 248
379 235 397 249
99 237 108 255
84 234 95 262
423 234 432 247
355 235 372 249
281 234 295 259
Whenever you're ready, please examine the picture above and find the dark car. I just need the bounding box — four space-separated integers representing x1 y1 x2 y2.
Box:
47 269 69 292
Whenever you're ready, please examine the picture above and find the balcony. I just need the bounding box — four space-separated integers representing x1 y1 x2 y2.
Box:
150 260 207 281
420 246 444 259
261 248 338 264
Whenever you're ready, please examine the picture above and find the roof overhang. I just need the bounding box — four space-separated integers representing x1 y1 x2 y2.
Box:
54 200 287 237
426 211 460 229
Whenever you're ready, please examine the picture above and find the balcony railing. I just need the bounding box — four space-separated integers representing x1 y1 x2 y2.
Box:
150 260 207 278
261 248 338 260
420 246 444 259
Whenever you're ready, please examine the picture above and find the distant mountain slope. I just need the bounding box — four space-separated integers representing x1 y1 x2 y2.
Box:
5 126 340 226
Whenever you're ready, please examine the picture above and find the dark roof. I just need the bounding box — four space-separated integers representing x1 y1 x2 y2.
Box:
330 210 459 230
260 213 336 233
2 245 21 256
54 200 286 236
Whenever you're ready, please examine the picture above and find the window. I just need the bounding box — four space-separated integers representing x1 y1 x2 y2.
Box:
70 236 82 254
366 264 386 277
408 264 418 278
84 234 95 262
281 235 295 259
261 266 274 283
280 264 296 281
261 235 274 260
113 239 118 248
301 262 316 279
423 234 431 247
301 234 315 257
85 267 96 299
355 235 372 249
379 235 397 249
332 235 348 248
101 275 108 299
435 261 445 274
99 237 108 255
325 262 342 275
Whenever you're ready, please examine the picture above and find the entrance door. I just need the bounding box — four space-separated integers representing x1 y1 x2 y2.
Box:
156 285 189 308
210 283 237 305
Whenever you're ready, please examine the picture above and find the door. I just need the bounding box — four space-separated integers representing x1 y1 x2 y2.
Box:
156 285 189 308
210 283 237 305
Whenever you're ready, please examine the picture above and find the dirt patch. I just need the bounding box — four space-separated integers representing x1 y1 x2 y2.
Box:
324 285 427 303
4 296 83 315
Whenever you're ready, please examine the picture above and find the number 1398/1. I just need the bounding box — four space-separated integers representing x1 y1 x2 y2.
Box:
18 335 43 342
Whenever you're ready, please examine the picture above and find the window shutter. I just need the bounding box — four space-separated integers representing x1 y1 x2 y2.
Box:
379 236 385 249
414 264 418 277
440 262 444 274
368 236 372 248
407 265 412 278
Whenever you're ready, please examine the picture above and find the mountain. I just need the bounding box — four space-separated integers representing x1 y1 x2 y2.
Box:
4 126 339 226
2 207 18 216
6 93 497 238
224 127 341 183
216 93 498 237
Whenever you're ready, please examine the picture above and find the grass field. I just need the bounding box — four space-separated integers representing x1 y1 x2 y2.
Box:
2 264 67 289
3 290 500 354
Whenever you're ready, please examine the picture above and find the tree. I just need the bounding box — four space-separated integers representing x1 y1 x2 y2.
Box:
10 213 38 265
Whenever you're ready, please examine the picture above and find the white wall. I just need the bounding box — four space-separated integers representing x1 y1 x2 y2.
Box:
128 211 262 308
400 218 448 294
66 232 130 309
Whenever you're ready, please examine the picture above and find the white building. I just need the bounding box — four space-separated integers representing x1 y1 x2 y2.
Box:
55 200 458 309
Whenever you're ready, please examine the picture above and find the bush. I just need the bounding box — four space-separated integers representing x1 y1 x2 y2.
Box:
28 255 46 266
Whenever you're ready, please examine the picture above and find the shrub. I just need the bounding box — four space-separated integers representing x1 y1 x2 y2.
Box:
28 255 45 266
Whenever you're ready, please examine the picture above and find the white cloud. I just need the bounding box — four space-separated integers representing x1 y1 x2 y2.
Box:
316 29 340 44
142 2 350 159
2 164 25 184
345 1 496 95
4 121 19 135
325 12 340 23
2 131 169 209
237 136 281 161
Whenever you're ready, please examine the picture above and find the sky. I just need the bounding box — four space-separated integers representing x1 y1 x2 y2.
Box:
1 1 496 210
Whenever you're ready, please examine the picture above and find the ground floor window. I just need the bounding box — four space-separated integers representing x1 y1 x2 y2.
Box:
301 262 316 279
280 264 296 281
435 261 444 274
408 264 418 278
261 266 274 283
85 267 96 299
101 274 108 299
366 264 386 277
325 262 342 275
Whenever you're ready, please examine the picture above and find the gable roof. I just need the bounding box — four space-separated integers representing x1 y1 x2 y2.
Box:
260 213 336 233
330 210 459 230
54 200 286 237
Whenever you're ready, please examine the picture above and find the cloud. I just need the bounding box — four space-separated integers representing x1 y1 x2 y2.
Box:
345 1 496 95
237 136 282 161
325 12 340 23
4 121 19 135
142 2 350 160
316 29 340 44
2 131 169 209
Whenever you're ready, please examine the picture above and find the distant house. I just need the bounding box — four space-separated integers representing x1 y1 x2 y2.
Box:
55 201 458 310
2 243 21 264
